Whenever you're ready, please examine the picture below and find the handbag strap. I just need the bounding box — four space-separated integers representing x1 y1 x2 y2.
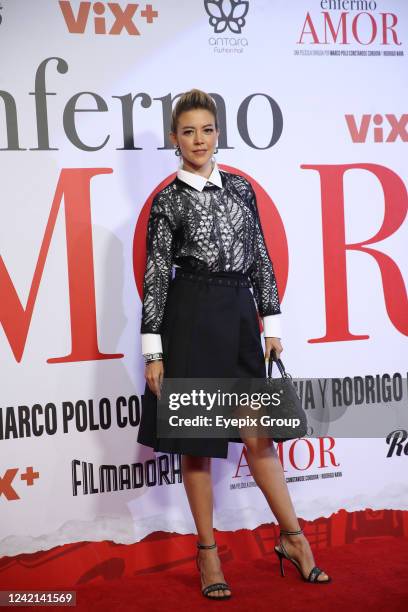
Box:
267 349 288 379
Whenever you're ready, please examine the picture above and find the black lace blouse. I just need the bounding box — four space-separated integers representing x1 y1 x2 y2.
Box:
140 169 281 336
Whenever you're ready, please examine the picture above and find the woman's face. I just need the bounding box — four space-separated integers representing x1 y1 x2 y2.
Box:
171 108 219 171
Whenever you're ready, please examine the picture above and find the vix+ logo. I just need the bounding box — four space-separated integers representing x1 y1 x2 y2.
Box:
0 467 40 501
204 0 249 34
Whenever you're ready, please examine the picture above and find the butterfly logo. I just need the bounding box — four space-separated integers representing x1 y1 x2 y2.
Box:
204 0 249 34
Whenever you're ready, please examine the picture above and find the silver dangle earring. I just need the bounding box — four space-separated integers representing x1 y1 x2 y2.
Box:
175 145 181 157
213 145 219 154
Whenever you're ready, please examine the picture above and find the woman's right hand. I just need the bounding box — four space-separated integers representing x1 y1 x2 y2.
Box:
145 359 164 398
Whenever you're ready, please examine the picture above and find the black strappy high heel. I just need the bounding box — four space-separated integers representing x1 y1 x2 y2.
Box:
196 542 232 600
274 528 332 584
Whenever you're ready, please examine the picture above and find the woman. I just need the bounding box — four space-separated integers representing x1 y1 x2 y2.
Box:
138 89 331 600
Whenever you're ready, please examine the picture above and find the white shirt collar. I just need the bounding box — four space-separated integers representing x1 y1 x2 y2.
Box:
177 161 223 192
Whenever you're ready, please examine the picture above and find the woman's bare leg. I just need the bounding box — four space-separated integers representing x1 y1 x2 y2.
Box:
181 454 231 597
241 437 329 581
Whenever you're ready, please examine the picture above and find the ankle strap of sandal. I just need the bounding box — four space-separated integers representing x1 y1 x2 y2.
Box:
280 528 303 536
197 542 217 549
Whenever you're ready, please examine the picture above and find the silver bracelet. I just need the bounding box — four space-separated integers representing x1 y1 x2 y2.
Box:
146 356 163 364
144 352 163 364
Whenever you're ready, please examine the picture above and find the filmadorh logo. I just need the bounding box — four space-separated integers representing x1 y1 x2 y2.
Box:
205 0 249 54
205 0 248 33
0 3 3 26
72 455 182 494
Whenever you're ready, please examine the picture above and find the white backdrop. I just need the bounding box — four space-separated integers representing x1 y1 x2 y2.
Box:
0 0 407 556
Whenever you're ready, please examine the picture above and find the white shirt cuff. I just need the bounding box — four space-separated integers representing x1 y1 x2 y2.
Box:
141 333 163 355
141 316 281 355
263 314 282 339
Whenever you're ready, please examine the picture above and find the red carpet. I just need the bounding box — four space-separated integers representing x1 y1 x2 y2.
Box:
68 537 408 611
2 536 408 611
2 511 408 610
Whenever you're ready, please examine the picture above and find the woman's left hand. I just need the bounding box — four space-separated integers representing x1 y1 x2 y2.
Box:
265 337 283 361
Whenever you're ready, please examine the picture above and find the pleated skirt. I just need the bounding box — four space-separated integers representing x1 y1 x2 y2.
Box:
137 268 267 458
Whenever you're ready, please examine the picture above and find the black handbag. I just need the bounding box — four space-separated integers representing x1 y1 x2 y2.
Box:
264 351 308 442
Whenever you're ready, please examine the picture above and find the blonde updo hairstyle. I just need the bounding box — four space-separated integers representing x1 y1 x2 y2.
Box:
171 89 219 134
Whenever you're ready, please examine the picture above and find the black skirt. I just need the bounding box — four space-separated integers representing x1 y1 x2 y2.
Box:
137 267 267 458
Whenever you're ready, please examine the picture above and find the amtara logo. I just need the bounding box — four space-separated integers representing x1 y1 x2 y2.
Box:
205 0 248 34
59 1 159 35
0 467 40 501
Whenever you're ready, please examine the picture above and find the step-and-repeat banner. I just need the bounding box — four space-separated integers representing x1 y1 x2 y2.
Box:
1 1 407 557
